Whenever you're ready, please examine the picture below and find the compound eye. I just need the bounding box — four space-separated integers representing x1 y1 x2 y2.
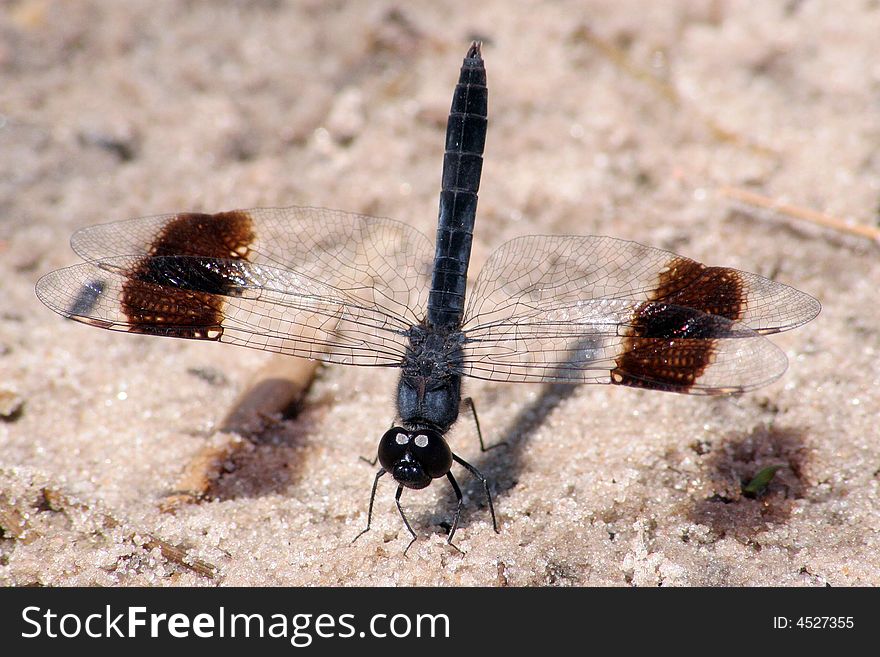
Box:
410 430 452 479
378 427 410 471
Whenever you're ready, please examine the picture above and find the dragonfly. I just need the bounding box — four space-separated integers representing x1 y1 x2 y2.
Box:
36 42 820 551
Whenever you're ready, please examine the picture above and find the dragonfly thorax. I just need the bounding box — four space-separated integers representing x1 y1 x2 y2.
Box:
397 324 465 432
402 324 465 377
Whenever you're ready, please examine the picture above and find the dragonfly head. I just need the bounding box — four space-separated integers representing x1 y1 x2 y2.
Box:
378 427 452 490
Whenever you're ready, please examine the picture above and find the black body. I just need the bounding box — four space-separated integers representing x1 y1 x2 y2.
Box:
393 44 486 451
426 42 487 330
397 325 466 433
395 43 487 436
373 43 494 550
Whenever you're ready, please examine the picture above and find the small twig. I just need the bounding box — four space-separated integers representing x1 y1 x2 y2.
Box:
159 437 242 512
143 536 218 579
160 356 321 512
219 357 321 435
719 186 880 245
41 486 218 579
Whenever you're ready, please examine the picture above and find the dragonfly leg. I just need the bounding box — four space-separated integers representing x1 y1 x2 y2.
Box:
395 485 418 555
352 468 385 544
444 471 465 554
462 396 506 452
453 453 499 534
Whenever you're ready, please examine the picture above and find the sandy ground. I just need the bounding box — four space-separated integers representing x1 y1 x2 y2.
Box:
1 0 878 586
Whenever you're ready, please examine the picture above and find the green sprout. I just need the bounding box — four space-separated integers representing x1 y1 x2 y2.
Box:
742 465 784 498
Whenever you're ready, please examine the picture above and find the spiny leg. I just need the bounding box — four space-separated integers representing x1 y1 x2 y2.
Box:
444 471 465 554
395 485 418 555
453 453 499 533
352 468 385 544
462 396 506 452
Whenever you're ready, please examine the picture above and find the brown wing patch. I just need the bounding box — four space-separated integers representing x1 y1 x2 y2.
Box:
121 211 255 339
611 336 717 391
147 211 256 260
656 258 746 322
612 257 747 393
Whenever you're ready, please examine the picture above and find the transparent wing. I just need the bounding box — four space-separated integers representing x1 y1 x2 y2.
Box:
463 235 820 334
461 297 788 393
37 207 436 366
69 206 435 327
36 255 414 366
459 235 818 393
